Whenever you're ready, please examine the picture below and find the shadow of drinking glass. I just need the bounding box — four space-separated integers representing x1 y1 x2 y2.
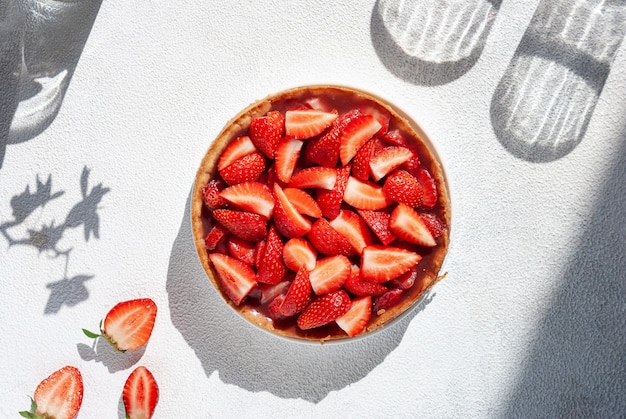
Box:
371 0 502 86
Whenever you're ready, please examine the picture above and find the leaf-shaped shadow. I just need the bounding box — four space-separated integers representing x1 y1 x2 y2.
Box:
77 338 146 374
8 174 64 223
63 167 110 241
44 274 94 314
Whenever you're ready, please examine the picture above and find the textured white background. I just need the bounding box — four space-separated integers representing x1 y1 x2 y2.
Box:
1 1 625 418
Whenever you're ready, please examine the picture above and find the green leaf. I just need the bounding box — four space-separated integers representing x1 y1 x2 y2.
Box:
18 411 36 418
82 328 100 338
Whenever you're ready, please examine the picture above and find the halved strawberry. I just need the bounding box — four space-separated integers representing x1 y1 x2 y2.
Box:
307 217 355 257
297 290 351 330
202 179 227 210
360 245 421 283
249 110 284 158
415 167 438 208
351 137 383 181
267 294 287 320
83 298 158 351
122 366 159 419
213 209 267 242
218 135 257 171
254 239 266 268
204 223 229 251
343 265 388 297
343 176 392 210
309 254 351 295
288 167 337 190
419 212 447 239
283 188 322 218
285 109 338 139
226 236 257 265
279 267 312 317
257 225 287 284
339 113 382 165
272 184 312 238
219 181 274 218
303 96 334 112
20 366 83 419
208 253 258 305
274 138 304 183
259 280 291 304
283 237 317 272
304 109 360 167
357 103 390 135
357 209 397 245
381 129 408 147
369 146 413 181
328 209 373 254
389 203 437 247
382 169 423 207
373 288 404 314
390 267 418 290
316 165 350 219
219 151 266 186
335 295 372 337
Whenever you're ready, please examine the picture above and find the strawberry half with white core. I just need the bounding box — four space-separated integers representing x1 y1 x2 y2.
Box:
217 135 257 171
83 298 157 351
361 245 421 283
209 253 257 305
219 181 275 218
389 203 437 247
343 176 392 210
274 138 304 183
123 366 159 419
339 113 382 165
20 366 83 419
336 295 372 337
285 109 338 139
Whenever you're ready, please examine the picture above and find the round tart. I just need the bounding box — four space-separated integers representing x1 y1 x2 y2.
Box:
192 85 450 343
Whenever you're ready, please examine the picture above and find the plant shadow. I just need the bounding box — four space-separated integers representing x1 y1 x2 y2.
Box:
77 339 146 374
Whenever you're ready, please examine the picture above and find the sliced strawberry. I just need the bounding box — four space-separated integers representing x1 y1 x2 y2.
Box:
316 165 350 220
21 366 83 419
254 239 266 269
307 218 355 257
257 225 287 284
343 176 392 210
309 254 351 295
335 295 372 337
209 253 257 305
285 109 338 139
288 167 337 190
226 236 256 265
279 267 313 316
274 138 304 183
267 294 287 320
419 212 447 239
297 290 351 330
389 203 437 247
415 167 438 208
381 129 408 147
283 237 317 272
218 135 257 171
369 146 414 181
249 110 284 158
390 267 418 290
357 103 390 135
204 223 229 251
122 366 159 419
283 188 322 218
304 96 334 112
360 245 421 283
351 137 383 181
304 109 361 167
213 209 267 242
357 209 397 245
344 265 388 297
266 164 286 190
219 151 266 186
382 169 424 207
201 179 227 210
272 184 312 238
339 113 382 165
328 209 373 254
219 181 274 218
373 288 405 314
259 280 291 304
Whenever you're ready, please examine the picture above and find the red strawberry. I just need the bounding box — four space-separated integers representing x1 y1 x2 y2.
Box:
419 212 447 239
307 218 355 257
357 209 397 245
266 164 286 190
317 165 350 220
304 96 334 112
204 223 229 251
288 167 337 190
249 110 284 158
83 298 158 351
219 151 266 186
389 203 437 247
259 280 291 304
209 253 258 305
213 209 267 242
415 167 438 208
344 265 388 297
283 188 322 218
285 109 338 139
339 113 382 165
279 267 313 316
309 254 351 295
390 267 418 290
254 239 266 268
219 181 274 218
360 245 421 283
304 109 360 167
218 135 257 171
267 294 287 320
282 237 317 272
272 184 312 238
20 366 83 419
373 288 405 313
381 129 408 147
274 138 304 183
297 290 352 330
328 209 373 254
369 146 414 181
226 236 257 265
257 225 287 284
202 179 227 210
351 137 383 181
382 169 424 207
335 295 372 337
122 366 159 419
343 176 392 210
357 103 390 135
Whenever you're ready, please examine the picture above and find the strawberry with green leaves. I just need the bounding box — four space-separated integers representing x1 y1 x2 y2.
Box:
20 366 83 419
123 366 159 419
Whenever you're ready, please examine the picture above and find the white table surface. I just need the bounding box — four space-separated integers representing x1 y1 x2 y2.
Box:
1 1 625 418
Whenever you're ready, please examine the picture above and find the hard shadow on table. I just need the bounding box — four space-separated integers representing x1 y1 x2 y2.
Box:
166 192 432 403
503 131 626 416
370 0 501 86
